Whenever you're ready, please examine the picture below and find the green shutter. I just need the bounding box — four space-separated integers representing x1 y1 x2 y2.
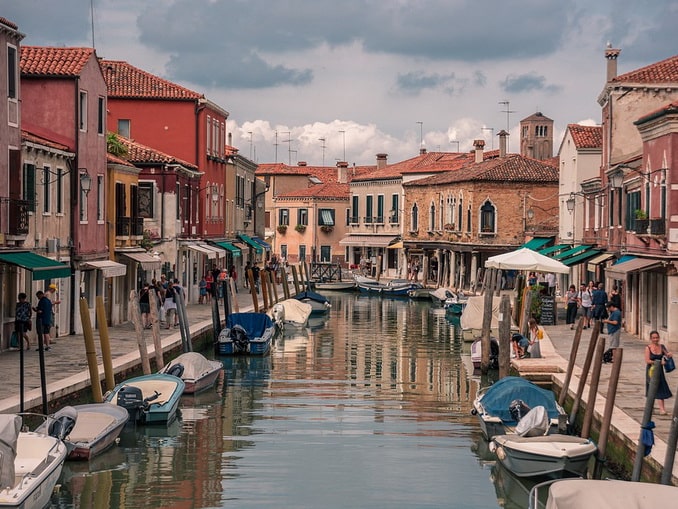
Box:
24 164 35 212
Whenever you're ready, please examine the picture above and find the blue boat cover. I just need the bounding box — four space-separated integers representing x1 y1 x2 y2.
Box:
226 313 274 339
479 376 561 422
293 290 329 304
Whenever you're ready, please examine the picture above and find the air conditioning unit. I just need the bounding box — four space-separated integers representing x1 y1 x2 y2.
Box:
47 238 59 253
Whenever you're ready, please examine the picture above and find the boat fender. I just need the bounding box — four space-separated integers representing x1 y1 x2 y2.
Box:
166 363 185 379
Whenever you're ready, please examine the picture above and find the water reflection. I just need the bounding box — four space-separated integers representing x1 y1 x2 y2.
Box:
53 294 506 508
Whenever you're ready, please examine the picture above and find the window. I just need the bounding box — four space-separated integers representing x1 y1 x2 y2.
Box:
97 175 104 221
138 182 154 218
319 208 335 226
23 163 35 212
97 97 105 135
390 194 399 223
466 206 471 232
280 245 288 260
429 202 435 231
320 246 331 262
626 190 641 231
117 119 130 138
299 244 306 262
176 183 181 220
7 45 17 99
79 91 87 131
206 116 212 154
458 198 463 231
535 125 548 137
56 168 63 214
411 203 418 231
279 208 289 226
480 200 495 232
446 195 455 227
351 195 359 223
365 195 373 223
377 195 384 223
42 166 51 213
298 208 308 226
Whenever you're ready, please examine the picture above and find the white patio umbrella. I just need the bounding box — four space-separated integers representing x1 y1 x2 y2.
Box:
484 247 569 274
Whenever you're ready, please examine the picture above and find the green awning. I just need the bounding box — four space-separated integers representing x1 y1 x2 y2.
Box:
521 237 553 251
0 251 70 280
538 243 570 256
214 242 241 257
562 249 601 267
553 245 591 260
237 234 263 254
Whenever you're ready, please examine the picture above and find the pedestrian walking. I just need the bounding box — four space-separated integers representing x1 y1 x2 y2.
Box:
33 291 53 350
591 282 607 322
645 330 673 415
46 283 60 340
14 292 31 350
139 283 151 328
252 262 261 293
602 301 622 360
163 283 178 328
198 276 207 304
579 283 592 329
565 284 579 328
205 271 213 303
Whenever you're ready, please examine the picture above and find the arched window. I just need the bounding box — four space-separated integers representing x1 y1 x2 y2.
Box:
458 198 463 231
480 200 496 233
411 203 418 231
429 202 436 231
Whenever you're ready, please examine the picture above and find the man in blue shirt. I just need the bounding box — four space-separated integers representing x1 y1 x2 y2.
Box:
591 283 608 321
33 291 53 351
603 301 622 361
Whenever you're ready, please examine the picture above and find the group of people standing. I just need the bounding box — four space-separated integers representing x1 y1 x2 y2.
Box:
14 284 60 351
565 281 621 330
138 275 183 330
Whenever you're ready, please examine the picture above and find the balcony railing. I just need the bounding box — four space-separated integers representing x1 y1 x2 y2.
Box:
633 218 666 236
116 216 130 236
8 199 29 235
131 217 144 236
348 216 359 224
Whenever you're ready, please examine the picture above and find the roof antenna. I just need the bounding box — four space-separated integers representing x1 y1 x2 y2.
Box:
90 0 96 48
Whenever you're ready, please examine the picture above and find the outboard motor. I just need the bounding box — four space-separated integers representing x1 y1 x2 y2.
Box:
117 385 144 422
231 324 249 353
166 363 184 379
509 399 532 422
48 406 77 440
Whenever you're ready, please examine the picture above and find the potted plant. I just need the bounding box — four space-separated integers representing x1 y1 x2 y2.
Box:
277 224 288 234
295 224 307 233
634 209 649 233
634 209 648 219
320 225 334 234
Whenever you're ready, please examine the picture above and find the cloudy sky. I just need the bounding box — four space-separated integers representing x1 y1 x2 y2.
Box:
4 0 677 166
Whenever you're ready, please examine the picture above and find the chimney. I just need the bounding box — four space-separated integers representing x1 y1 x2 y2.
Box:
605 44 621 82
337 161 348 183
498 130 509 157
473 139 485 163
298 161 307 167
228 132 232 147
376 153 388 169
419 147 427 155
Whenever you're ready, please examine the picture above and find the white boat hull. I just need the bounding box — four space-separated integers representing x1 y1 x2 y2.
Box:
491 434 597 478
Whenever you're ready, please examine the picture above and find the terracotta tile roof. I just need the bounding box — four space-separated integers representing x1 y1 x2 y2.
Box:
111 133 198 170
568 124 602 149
20 46 95 77
405 154 559 187
275 182 350 200
0 17 18 30
100 59 202 100
543 156 559 167
612 54 678 84
635 101 678 125
350 151 479 181
521 111 553 122
21 129 71 153
257 163 373 182
107 153 135 167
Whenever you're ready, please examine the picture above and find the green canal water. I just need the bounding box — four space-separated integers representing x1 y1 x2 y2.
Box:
51 293 534 508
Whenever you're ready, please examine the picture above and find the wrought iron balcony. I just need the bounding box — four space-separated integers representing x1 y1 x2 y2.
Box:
8 199 29 235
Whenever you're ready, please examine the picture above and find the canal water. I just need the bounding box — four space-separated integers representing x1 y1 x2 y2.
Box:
52 293 527 508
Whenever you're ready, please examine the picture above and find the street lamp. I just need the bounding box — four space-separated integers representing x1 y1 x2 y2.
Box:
80 170 92 196
566 192 576 212
609 168 624 189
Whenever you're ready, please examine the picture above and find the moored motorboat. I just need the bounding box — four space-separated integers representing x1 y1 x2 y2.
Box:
293 290 331 315
490 434 597 478
353 274 385 293
270 298 313 328
312 280 356 291
159 352 223 394
0 414 69 509
37 404 129 460
104 373 185 424
381 279 423 297
216 312 277 355
472 376 567 440
470 337 499 370
429 287 455 305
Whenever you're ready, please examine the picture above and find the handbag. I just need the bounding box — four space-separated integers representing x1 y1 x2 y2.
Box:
664 356 675 373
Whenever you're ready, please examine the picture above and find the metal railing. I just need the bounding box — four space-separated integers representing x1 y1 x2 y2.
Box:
116 216 130 236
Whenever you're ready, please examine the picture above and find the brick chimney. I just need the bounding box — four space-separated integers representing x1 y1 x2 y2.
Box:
298 161 307 167
473 139 485 163
498 130 509 157
605 44 621 82
376 153 388 169
337 161 348 183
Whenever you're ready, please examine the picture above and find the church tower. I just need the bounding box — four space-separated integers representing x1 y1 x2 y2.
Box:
520 112 554 160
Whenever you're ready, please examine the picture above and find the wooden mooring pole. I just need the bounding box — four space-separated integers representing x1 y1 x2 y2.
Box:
96 295 116 392
498 294 511 378
594 348 624 480
569 321 601 429
558 316 584 406
581 337 606 439
631 357 661 482
661 385 678 484
480 269 493 374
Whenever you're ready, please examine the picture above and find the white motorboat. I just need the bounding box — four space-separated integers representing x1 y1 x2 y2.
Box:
0 414 69 508
491 434 597 478
529 479 678 509
470 336 499 370
312 280 356 291
270 298 313 328
160 352 223 394
472 376 567 440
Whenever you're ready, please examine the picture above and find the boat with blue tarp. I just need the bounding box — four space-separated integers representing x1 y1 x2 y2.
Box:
216 312 277 355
